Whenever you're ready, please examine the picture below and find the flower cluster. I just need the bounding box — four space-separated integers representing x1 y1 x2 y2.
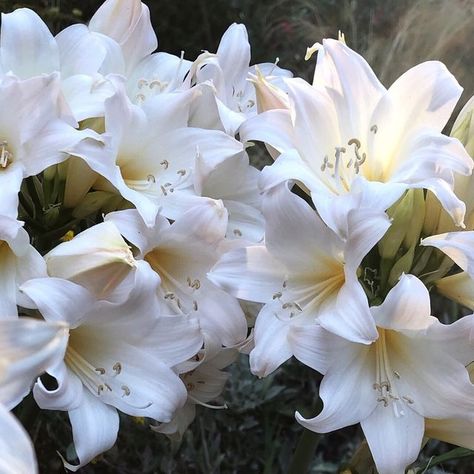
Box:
1 0 474 473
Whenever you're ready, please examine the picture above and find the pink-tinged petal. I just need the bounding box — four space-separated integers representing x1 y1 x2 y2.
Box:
296 340 376 432
361 403 424 474
0 405 38 474
313 38 385 139
425 416 474 450
0 318 68 409
0 8 59 78
262 183 343 273
64 389 119 472
288 324 339 375
318 278 378 343
33 362 83 411
249 302 293 377
238 109 295 155
208 245 286 303
20 277 95 328
422 231 474 276
370 274 436 331
436 271 474 310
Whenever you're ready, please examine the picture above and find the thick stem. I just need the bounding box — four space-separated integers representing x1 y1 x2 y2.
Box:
288 428 321 474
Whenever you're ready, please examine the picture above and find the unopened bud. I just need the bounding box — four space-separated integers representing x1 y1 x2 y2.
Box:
46 221 135 299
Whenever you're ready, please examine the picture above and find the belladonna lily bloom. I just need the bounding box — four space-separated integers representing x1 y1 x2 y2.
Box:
70 79 244 226
294 274 474 474
106 200 248 348
20 261 203 470
0 318 68 473
208 183 390 376
239 38 473 235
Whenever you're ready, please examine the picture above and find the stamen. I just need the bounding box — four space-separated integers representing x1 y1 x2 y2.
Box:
113 362 122 375
233 229 242 237
193 300 198 311
0 141 12 168
370 124 378 134
160 160 169 169
95 367 106 375
122 385 131 397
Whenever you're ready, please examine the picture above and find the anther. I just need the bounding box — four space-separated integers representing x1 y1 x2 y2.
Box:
193 300 198 311
121 385 131 397
113 362 122 375
272 292 282 300
370 124 378 134
147 174 156 183
233 229 242 237
160 160 169 169
97 384 105 395
177 169 186 176
160 185 168 196
95 367 106 375
137 79 148 89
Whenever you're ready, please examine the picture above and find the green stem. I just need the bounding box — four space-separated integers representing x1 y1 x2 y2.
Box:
288 428 321 474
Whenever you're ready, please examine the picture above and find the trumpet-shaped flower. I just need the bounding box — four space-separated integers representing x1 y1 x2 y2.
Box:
209 183 390 376
240 39 472 235
21 261 203 470
71 81 244 225
106 201 248 347
294 274 474 474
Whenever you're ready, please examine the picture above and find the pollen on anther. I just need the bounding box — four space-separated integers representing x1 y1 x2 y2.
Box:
113 362 122 375
95 367 106 375
121 385 131 397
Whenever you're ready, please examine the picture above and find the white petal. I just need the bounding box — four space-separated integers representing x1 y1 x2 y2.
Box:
249 302 293 377
314 38 385 139
318 278 378 343
0 405 37 474
20 277 95 328
216 23 250 97
0 164 22 218
0 318 68 408
208 245 286 303
361 404 423 474
238 109 295 154
262 183 343 273
422 231 474 276
223 200 264 242
296 341 376 432
33 362 83 411
288 324 339 375
64 389 119 471
370 274 436 331
0 8 59 77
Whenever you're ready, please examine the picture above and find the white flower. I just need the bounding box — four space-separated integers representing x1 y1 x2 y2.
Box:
294 274 474 474
209 183 390 376
240 39 472 235
21 261 203 470
106 201 248 347
71 80 244 225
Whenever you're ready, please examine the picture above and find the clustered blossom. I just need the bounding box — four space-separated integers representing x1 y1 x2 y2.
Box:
1 1 474 473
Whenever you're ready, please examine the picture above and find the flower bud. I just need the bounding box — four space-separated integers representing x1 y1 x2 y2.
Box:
249 66 289 113
45 221 135 299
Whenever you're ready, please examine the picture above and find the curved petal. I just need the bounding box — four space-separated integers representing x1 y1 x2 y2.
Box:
296 340 376 432
208 245 286 303
425 416 474 450
436 271 474 310
422 231 474 276
64 389 119 472
0 405 37 474
33 362 83 412
249 302 293 377
370 274 436 331
361 404 424 474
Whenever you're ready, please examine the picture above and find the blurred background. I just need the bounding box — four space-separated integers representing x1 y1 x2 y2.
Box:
4 0 474 472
